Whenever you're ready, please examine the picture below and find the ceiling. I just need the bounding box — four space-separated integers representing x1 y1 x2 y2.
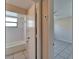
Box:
6 0 34 9
54 0 72 19
6 0 72 19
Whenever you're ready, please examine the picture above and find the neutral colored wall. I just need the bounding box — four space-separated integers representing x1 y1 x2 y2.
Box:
54 0 72 19
6 14 25 45
54 17 72 43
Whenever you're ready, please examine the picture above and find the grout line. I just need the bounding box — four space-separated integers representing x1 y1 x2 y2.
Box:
54 40 72 57
54 46 66 57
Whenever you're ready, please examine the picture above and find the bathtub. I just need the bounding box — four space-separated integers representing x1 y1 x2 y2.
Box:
6 41 27 56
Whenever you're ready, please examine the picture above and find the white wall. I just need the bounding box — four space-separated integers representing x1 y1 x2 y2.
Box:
54 0 72 43
6 14 25 45
54 17 72 43
54 0 72 19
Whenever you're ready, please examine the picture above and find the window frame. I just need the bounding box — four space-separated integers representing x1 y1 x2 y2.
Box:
6 16 18 28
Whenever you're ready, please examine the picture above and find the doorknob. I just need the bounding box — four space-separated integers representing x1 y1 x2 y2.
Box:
26 37 30 43
27 37 30 39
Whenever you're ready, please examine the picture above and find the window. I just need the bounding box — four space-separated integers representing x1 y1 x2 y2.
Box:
6 11 18 27
6 17 17 27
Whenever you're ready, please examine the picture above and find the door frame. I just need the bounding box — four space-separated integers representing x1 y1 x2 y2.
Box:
41 0 54 59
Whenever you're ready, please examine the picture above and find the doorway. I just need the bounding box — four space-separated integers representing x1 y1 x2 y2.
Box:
54 0 73 59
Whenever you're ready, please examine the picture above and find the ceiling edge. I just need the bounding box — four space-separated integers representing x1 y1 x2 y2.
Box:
6 3 28 15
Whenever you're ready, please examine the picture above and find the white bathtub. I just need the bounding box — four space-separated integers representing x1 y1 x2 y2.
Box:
6 41 27 55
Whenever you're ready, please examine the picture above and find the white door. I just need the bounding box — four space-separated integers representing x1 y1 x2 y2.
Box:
26 4 36 59
26 16 36 59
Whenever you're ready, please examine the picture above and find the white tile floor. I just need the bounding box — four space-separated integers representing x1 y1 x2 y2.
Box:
54 39 72 59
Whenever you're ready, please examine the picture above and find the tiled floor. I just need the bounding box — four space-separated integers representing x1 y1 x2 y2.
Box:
54 39 72 59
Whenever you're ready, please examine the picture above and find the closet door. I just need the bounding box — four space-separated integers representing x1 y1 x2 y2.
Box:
26 3 36 59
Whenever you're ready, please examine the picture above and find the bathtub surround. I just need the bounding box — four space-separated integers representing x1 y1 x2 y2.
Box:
6 14 26 45
6 14 28 59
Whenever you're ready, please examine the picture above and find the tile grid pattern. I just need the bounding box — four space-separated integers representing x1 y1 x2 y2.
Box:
54 39 72 59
